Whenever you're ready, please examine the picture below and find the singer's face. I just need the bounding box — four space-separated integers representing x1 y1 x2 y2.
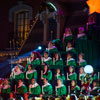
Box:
43 79 47 85
44 53 48 58
57 69 60 74
31 79 35 84
71 80 75 86
28 65 31 70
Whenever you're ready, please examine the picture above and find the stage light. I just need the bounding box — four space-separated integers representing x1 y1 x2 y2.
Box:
38 46 42 50
84 65 93 74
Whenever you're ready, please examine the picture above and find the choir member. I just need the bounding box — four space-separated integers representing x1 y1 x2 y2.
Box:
41 51 53 65
41 64 52 81
77 27 87 39
55 79 67 96
67 66 77 81
42 78 53 96
66 53 76 66
29 78 41 96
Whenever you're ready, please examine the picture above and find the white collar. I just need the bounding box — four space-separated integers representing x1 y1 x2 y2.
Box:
43 57 51 62
43 83 50 87
92 87 98 90
56 84 64 88
30 83 39 88
79 59 86 63
48 46 56 50
66 47 73 51
26 70 35 74
15 71 23 75
67 58 74 62
77 33 85 38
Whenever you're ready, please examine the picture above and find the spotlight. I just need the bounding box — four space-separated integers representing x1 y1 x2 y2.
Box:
38 46 42 50
84 65 93 74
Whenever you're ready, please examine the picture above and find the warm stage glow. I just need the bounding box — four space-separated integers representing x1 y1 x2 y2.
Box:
87 0 100 14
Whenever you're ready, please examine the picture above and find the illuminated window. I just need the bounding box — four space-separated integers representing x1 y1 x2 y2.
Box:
15 11 30 45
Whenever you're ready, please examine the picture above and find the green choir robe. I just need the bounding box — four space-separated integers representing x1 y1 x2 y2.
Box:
68 72 77 80
54 74 65 81
67 58 76 66
29 83 41 95
48 47 58 56
66 47 76 54
64 35 73 43
43 70 52 81
16 85 27 94
1 85 11 94
70 85 80 96
42 83 53 95
90 87 100 96
79 59 87 67
56 84 67 96
42 57 53 65
79 73 86 80
25 58 40 71
15 72 24 80
26 70 37 80
55 58 63 66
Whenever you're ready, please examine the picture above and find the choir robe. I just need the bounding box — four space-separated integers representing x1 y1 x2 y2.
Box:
42 83 53 95
16 85 27 94
77 34 87 39
79 73 86 80
90 87 100 96
68 72 77 80
1 85 11 94
26 70 37 80
56 84 67 96
42 57 53 65
48 47 58 57
64 35 73 43
67 58 76 66
14 72 24 81
54 74 65 81
25 58 40 71
29 83 41 95
55 58 63 66
79 59 87 67
70 85 80 95
66 47 76 54
43 70 52 81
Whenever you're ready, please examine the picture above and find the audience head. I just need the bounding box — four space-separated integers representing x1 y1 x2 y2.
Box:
79 94 86 100
70 94 77 100
87 95 95 100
